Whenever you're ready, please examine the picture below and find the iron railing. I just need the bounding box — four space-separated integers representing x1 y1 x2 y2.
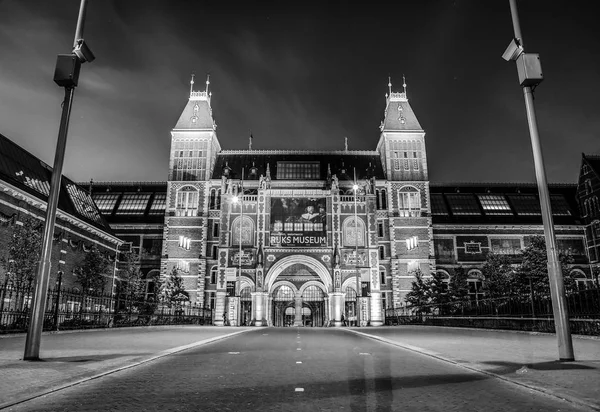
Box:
385 286 600 336
0 285 213 334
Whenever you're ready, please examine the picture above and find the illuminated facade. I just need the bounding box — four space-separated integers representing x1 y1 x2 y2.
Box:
158 80 432 327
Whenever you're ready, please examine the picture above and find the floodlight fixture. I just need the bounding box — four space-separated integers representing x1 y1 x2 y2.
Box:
502 38 524 62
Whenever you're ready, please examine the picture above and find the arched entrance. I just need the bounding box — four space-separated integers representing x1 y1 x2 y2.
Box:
272 284 296 327
301 285 325 327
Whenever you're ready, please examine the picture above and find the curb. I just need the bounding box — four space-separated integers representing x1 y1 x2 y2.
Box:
0 324 228 339
371 324 600 341
344 329 600 412
0 328 254 410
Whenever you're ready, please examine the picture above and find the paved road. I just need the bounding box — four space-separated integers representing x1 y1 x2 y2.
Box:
7 328 590 411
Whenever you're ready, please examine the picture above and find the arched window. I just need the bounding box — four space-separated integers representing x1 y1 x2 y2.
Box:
240 287 252 301
343 216 365 247
274 285 295 301
232 215 254 246
467 269 484 302
302 285 324 301
398 186 421 217
210 266 218 284
175 186 199 217
570 269 593 289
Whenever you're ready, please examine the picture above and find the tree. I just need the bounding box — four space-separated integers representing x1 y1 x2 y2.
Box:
0 218 42 290
448 266 469 301
75 245 110 312
404 269 430 311
427 271 450 306
163 267 189 304
116 251 146 307
481 252 517 299
517 236 575 298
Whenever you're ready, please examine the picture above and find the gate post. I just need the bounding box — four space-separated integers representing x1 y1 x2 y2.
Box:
330 292 344 327
252 291 268 326
214 291 227 326
369 291 383 326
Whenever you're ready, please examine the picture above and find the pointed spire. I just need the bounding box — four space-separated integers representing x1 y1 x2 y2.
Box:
249 130 253 150
89 178 93 194
388 76 392 96
403 74 407 96
189 73 195 96
344 137 348 151
205 74 210 94
266 163 271 179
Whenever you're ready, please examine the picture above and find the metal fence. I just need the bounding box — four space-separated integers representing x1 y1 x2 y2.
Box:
0 285 214 334
385 287 600 336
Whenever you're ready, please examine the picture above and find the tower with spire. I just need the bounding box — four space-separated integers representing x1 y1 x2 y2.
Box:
376 77 433 307
160 74 221 308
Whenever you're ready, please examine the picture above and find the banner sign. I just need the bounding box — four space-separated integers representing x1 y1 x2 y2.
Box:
270 197 327 247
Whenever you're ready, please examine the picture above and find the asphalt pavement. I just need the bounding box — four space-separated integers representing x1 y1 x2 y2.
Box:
2 326 598 411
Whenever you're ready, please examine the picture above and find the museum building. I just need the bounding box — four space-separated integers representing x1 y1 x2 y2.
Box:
2 79 598 327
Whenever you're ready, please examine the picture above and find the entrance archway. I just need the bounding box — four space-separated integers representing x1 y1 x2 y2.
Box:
272 284 296 327
265 255 333 293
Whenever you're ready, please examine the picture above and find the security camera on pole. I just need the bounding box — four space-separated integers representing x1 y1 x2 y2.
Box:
503 0 574 361
24 0 94 360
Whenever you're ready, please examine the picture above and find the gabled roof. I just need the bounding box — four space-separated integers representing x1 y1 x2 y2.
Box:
430 183 581 226
582 153 600 178
381 93 422 132
211 150 385 182
173 92 214 130
0 133 113 234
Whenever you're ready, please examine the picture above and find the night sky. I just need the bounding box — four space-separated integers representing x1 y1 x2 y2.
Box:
0 1 599 184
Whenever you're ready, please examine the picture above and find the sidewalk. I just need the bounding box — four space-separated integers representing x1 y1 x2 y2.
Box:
347 326 600 411
0 326 252 410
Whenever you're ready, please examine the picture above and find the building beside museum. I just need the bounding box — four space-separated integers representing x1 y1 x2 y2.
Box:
0 133 121 296
2 78 598 327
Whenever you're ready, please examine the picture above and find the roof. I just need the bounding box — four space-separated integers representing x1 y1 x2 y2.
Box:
382 93 422 132
430 183 582 226
0 133 113 234
583 153 600 177
87 182 168 224
211 150 386 182
173 92 214 130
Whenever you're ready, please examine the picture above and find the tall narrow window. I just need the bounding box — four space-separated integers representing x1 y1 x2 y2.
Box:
392 151 400 171
379 267 386 285
403 152 409 170
175 186 199 217
378 245 385 259
210 266 218 284
213 222 220 237
212 245 218 258
377 221 384 237
412 152 419 171
398 186 421 217
376 189 388 210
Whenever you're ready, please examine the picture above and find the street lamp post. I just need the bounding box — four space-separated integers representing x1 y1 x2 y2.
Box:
353 168 361 327
504 0 574 360
24 0 94 360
